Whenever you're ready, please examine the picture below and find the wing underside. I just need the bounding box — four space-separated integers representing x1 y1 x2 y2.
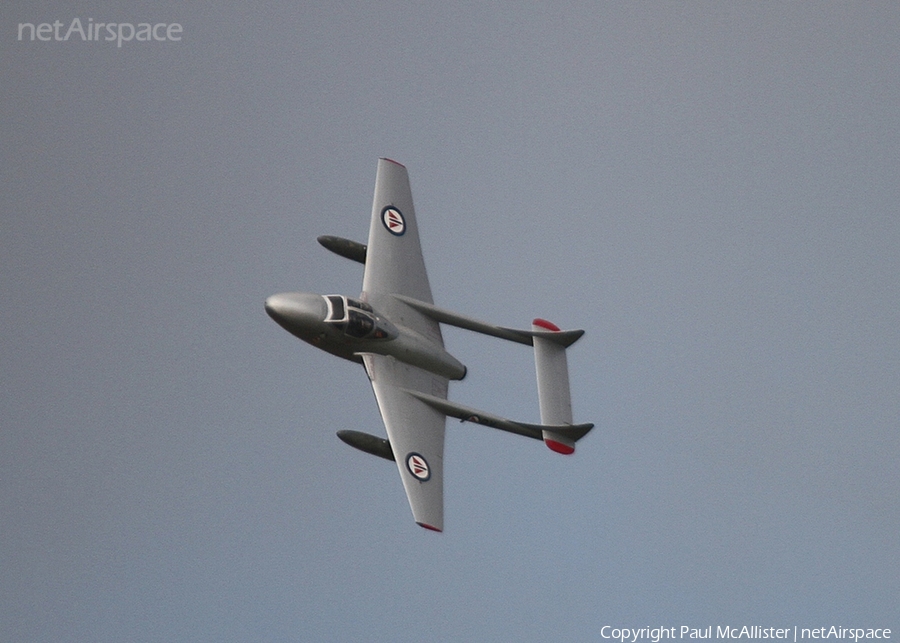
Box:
361 159 442 345
359 159 449 531
362 158 433 305
362 353 448 532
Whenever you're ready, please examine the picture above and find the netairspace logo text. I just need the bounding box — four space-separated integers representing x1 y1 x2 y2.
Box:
599 627 892 643
18 18 182 48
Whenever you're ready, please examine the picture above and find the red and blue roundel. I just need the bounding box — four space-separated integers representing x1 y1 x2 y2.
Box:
405 452 430 481
381 207 406 236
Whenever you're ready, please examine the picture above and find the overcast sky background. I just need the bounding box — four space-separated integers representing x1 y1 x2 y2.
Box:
2 2 898 641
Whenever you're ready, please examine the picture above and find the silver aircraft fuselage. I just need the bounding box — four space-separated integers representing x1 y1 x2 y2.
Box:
264 291 467 381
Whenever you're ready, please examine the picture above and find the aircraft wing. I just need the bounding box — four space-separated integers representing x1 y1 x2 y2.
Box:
359 159 449 531
362 158 433 303
362 158 443 343
361 353 447 532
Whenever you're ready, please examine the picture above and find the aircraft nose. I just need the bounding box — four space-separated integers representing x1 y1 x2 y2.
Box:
264 292 327 330
264 293 294 319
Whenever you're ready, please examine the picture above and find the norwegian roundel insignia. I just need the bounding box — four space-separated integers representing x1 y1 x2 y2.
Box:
405 453 431 481
381 207 406 236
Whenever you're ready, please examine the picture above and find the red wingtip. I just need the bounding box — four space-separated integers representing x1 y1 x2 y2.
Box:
533 318 561 332
417 522 443 532
381 157 406 168
545 439 575 455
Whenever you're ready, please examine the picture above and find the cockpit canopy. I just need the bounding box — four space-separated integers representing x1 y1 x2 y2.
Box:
324 295 397 340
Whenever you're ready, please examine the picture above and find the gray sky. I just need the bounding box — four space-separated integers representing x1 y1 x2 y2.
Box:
2 2 898 641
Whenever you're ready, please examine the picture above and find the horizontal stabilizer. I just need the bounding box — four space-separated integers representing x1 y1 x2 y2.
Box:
532 319 583 454
404 389 593 444
336 430 394 461
318 235 367 264
395 295 584 347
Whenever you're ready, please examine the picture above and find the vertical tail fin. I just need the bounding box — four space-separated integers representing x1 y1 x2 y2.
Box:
532 318 578 455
